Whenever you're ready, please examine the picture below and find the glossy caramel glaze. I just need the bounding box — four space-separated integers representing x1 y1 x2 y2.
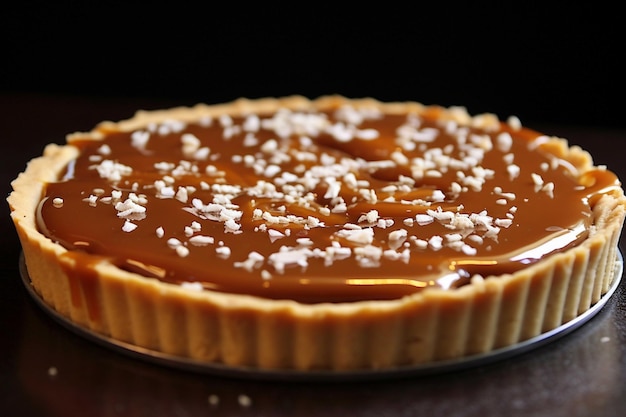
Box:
37 102 621 303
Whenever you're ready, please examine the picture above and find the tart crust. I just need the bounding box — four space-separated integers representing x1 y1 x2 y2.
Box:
8 96 626 371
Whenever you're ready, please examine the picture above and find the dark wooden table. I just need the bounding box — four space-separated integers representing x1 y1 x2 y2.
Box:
2 92 625 417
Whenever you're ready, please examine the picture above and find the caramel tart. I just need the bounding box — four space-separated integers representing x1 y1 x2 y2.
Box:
9 96 626 371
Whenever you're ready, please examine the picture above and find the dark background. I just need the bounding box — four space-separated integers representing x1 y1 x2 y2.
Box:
1 3 623 128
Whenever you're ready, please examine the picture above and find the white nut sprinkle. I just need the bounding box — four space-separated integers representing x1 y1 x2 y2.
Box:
496 132 513 152
507 164 520 180
122 220 137 232
189 235 215 246
507 115 522 130
176 245 190 257
215 246 231 258
167 238 182 248
542 182 555 198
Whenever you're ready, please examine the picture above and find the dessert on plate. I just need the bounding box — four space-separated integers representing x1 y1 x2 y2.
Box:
8 95 626 371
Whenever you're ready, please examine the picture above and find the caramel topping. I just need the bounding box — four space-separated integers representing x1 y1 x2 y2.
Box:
37 103 621 303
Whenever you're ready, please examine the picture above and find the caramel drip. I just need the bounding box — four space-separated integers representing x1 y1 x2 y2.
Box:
37 107 621 303
60 252 103 323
